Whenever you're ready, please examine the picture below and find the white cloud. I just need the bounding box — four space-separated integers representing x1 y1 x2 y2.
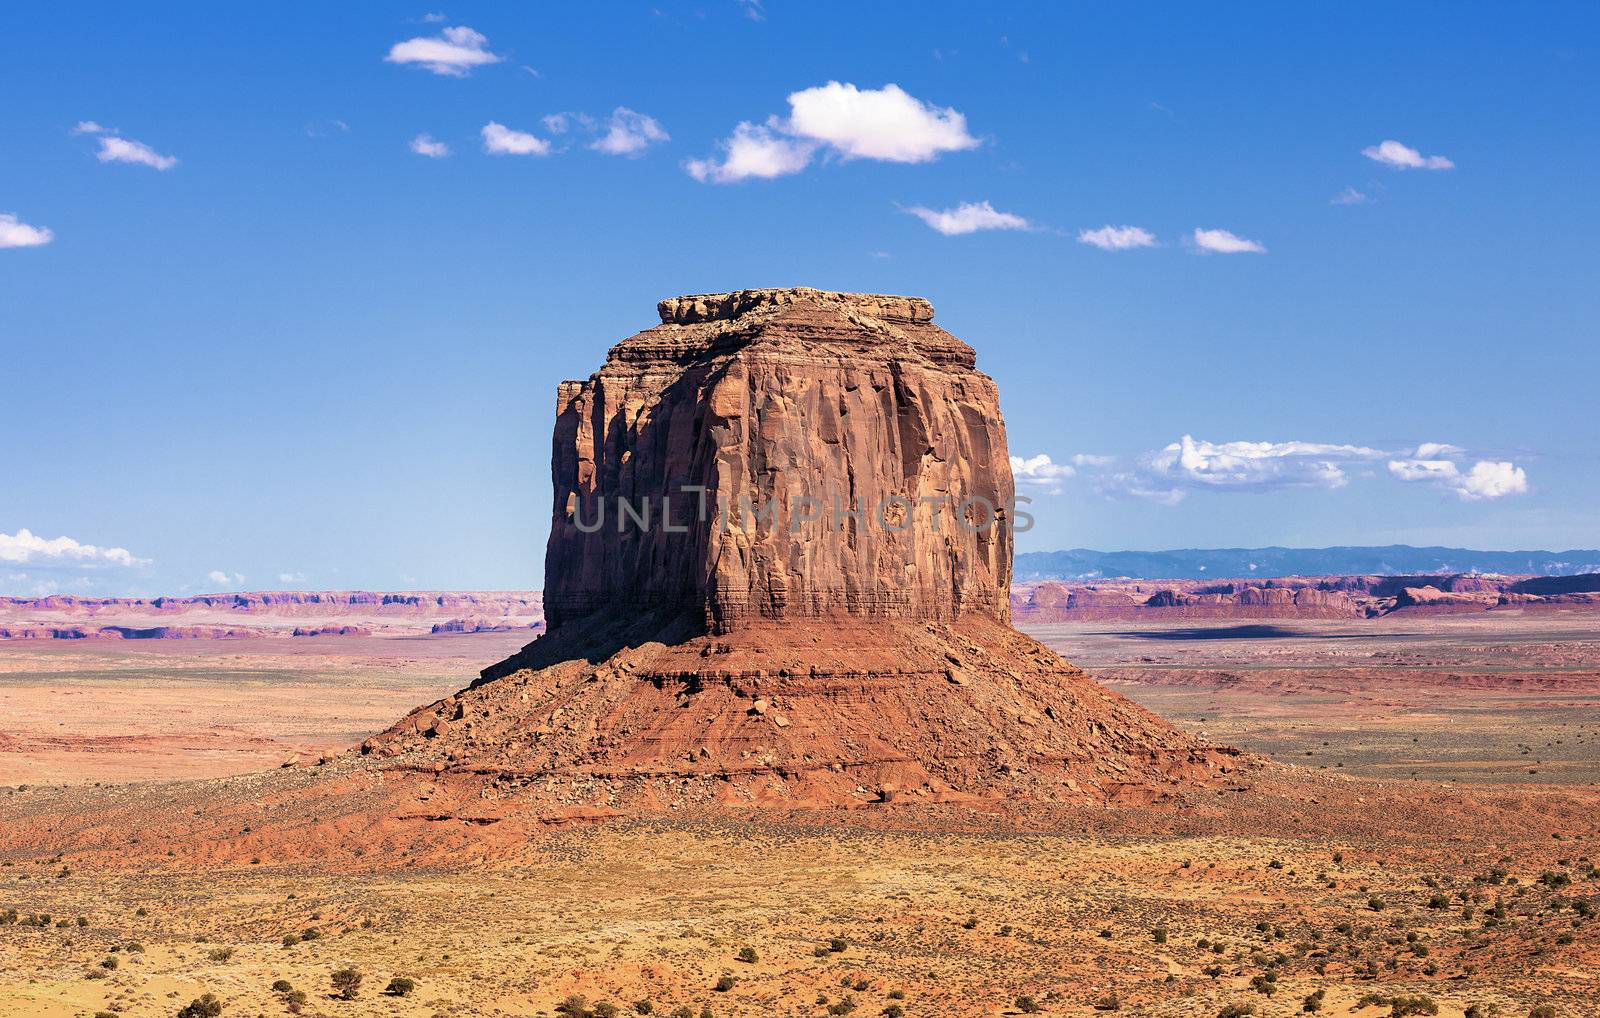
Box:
1413 442 1465 459
0 529 149 567
481 121 551 156
1388 458 1528 500
1331 186 1369 205
95 135 178 170
590 107 669 156
419 11 447 22
1362 139 1453 170
410 133 451 158
1072 453 1115 467
785 82 978 163
1191 228 1265 254
72 120 108 135
277 572 306 584
687 81 977 183
905 201 1029 236
385 25 501 76
1104 436 1387 502
0 213 54 249
207 570 245 587
1010 454 1076 493
1078 224 1156 250
685 121 816 182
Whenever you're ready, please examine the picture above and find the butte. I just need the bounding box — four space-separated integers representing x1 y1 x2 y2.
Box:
360 288 1244 819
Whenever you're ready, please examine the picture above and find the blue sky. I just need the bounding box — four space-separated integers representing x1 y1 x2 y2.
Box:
3 2 1597 595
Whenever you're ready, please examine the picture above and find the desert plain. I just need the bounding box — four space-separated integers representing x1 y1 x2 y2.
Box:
2 607 1596 1018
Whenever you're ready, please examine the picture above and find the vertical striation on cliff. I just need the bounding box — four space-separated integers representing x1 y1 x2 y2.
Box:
364 288 1245 816
543 287 1013 632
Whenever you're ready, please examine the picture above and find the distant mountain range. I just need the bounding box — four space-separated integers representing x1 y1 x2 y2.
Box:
1014 545 1600 581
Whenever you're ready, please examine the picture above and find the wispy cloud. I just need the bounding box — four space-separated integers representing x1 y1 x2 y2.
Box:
71 120 108 135
1190 227 1265 254
1078 224 1156 250
1388 449 1528 500
1037 436 1532 505
95 135 178 170
686 122 815 183
410 133 451 158
1362 139 1454 170
0 213 54 249
687 81 978 183
590 108 670 157
481 121 550 156
0 529 149 567
207 570 245 587
1010 454 1076 494
385 25 501 77
1330 186 1370 205
905 201 1029 236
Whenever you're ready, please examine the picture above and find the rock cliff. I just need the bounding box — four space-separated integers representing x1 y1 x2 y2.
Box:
362 289 1245 815
543 287 1013 633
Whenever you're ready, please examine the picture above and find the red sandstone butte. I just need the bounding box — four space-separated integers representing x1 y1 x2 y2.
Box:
362 289 1244 814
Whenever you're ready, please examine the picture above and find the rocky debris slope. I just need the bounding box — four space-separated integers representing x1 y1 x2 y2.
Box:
358 289 1245 817
0 590 544 640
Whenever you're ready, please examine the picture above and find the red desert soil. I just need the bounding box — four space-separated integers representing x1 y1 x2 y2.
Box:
2 291 1596 1016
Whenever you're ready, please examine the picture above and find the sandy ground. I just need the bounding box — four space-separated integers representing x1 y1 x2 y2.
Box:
2 616 1597 1017
0 633 527 785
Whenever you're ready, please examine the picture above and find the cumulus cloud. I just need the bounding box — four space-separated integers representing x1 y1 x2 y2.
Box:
905 201 1030 236
590 107 669 156
95 135 178 170
1077 224 1157 250
207 570 245 587
0 213 53 249
687 81 977 183
72 120 108 135
410 133 451 158
1362 139 1454 170
0 529 149 567
385 25 501 76
1388 458 1528 500
481 121 550 156
1191 227 1265 254
685 121 815 182
1010 454 1076 493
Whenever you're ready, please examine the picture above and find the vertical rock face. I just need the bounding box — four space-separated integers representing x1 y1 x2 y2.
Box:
362 287 1245 816
543 288 1013 633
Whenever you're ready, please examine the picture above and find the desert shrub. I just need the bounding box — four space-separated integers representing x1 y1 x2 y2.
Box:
208 946 234 962
384 976 416 996
280 933 300 947
633 1001 654 1015
828 937 848 953
1390 997 1438 1017
330 967 362 1001
961 916 978 929
1152 927 1168 944
300 927 321 941
1016 995 1042 1013
1368 896 1386 911
100 956 119 970
594 1003 620 1018
76 916 89 927
1093 992 1120 1011
714 975 736 992
1249 973 1276 996
555 996 592 1018
887 990 905 1000
1302 988 1326 1013
882 1007 904 1018
1217 1005 1255 1018
175 994 223 1018
735 946 758 964
1428 894 1449 909
1527 1007 1556 1018
827 996 855 1016
270 980 292 993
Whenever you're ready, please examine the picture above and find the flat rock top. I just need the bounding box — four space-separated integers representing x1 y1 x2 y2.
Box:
657 287 935 326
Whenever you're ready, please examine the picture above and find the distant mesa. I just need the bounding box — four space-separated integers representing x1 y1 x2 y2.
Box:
359 288 1244 816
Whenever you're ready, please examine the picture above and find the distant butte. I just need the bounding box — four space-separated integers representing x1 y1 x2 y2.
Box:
360 288 1245 816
